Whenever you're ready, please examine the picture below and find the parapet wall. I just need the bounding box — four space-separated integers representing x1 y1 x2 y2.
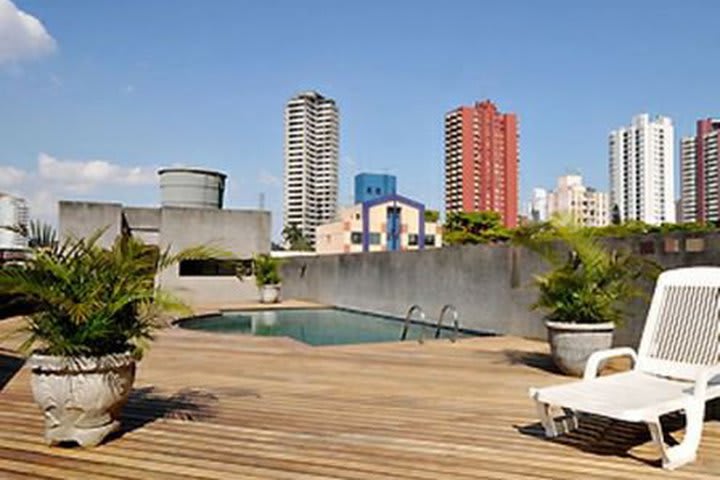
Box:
281 232 720 347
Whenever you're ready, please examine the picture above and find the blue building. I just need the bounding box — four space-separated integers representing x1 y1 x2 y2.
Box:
354 173 397 204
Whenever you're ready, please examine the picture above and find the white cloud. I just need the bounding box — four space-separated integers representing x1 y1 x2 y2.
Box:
0 154 158 222
38 153 156 192
0 165 26 187
0 0 56 65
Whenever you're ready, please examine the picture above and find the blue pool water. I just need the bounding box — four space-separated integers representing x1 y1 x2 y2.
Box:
178 308 467 346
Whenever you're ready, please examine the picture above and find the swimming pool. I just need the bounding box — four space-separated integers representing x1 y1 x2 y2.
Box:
178 308 471 346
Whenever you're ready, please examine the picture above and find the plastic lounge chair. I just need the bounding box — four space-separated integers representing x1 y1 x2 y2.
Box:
529 267 720 470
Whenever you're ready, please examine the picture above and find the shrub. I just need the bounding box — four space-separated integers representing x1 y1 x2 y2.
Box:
0 230 215 358
519 217 660 325
251 254 281 287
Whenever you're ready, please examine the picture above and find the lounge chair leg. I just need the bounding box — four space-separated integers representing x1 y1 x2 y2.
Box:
564 408 579 431
535 401 577 438
646 400 705 470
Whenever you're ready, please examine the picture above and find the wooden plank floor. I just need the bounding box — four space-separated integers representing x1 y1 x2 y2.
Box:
0 320 719 479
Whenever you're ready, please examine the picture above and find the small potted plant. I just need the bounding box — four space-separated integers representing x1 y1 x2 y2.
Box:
252 254 282 304
519 217 658 376
0 229 212 447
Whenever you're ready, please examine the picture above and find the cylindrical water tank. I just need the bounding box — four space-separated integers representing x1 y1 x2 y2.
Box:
158 168 227 209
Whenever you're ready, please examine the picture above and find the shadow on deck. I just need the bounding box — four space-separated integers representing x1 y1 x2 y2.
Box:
0 351 25 391
110 386 221 441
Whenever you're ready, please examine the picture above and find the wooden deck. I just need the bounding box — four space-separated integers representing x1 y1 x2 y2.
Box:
0 317 719 479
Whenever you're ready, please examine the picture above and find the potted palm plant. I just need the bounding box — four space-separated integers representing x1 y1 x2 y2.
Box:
0 229 212 447
252 254 281 303
519 218 658 376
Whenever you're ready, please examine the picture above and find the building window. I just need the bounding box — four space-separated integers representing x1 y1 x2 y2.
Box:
408 234 419 246
424 235 435 246
369 233 381 245
351 232 362 244
663 238 680 253
686 237 705 253
179 259 251 277
375 188 381 195
638 241 655 255
355 213 361 220
366 187 372 194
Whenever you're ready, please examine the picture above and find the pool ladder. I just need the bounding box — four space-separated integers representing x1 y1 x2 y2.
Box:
400 304 460 344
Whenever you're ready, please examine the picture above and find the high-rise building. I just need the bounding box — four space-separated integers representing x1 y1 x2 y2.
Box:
354 173 397 204
528 187 548 222
608 114 675 225
444 100 518 228
546 174 609 227
679 119 720 223
283 91 339 245
0 193 29 252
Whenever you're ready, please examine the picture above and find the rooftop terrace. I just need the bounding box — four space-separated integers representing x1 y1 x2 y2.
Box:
0 314 718 479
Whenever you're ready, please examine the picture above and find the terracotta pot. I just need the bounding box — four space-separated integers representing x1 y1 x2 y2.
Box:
545 321 615 376
28 352 136 447
259 284 281 304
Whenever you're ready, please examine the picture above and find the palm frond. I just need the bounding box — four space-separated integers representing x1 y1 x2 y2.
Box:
0 228 212 358
525 216 659 325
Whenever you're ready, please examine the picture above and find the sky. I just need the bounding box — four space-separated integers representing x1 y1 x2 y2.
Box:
1 0 719 240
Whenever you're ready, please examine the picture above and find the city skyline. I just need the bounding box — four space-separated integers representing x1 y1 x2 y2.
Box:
2 1 720 239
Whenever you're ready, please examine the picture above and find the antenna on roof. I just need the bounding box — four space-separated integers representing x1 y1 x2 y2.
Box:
259 192 265 210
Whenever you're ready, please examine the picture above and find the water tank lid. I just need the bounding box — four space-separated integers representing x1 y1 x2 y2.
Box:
158 167 227 179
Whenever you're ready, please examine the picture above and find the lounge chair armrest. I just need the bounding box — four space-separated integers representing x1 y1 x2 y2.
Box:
693 364 720 400
583 347 637 380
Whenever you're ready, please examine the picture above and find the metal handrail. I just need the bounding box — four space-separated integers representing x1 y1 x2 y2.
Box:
401 304 427 343
435 304 459 342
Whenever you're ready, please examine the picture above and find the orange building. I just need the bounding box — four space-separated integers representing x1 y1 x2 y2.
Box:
444 100 518 228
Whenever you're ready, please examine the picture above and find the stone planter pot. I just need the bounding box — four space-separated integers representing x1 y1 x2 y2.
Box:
545 321 615 377
28 352 136 447
259 284 281 304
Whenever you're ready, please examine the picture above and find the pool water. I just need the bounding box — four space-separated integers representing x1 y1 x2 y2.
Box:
178 308 465 346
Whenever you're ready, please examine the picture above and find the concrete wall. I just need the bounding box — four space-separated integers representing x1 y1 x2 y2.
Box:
59 201 123 247
157 207 271 305
122 207 161 245
59 201 271 306
282 244 548 340
281 232 720 347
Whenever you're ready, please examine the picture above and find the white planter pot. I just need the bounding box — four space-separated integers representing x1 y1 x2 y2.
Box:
29 352 136 447
259 284 281 304
545 321 615 377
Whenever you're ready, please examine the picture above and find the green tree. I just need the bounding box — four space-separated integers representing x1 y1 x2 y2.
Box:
282 223 313 251
424 209 440 223
443 211 511 245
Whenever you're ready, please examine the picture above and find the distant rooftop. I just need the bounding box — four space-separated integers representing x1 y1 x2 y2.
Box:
157 167 227 179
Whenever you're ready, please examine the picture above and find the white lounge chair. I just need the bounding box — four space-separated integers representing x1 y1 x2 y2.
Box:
529 266 720 470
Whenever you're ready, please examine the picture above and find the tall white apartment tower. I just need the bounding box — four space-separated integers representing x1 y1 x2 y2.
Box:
529 188 548 222
283 91 339 246
608 114 675 224
680 135 697 223
0 193 29 251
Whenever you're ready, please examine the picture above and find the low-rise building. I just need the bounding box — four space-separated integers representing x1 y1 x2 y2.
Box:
59 168 270 306
316 194 441 254
547 174 609 226
354 173 397 204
